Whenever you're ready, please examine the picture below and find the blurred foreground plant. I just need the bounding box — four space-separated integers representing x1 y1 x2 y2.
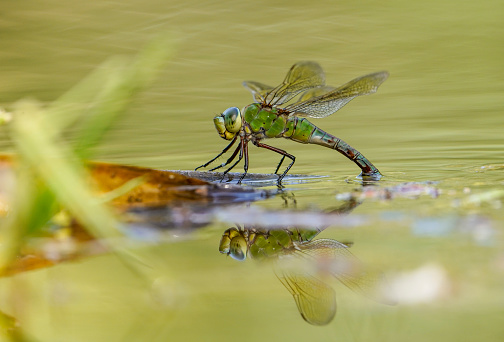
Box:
0 36 175 278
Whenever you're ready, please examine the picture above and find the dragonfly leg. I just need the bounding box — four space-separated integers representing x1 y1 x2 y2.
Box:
274 155 286 174
221 137 246 182
209 142 241 172
253 141 295 185
213 145 241 182
238 140 250 184
195 135 238 170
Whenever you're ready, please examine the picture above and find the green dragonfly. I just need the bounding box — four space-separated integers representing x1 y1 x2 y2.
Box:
219 225 388 325
196 61 388 184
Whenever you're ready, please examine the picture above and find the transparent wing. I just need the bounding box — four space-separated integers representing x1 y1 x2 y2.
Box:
275 270 336 326
295 238 390 304
242 81 274 103
297 85 336 102
261 61 326 106
284 71 389 118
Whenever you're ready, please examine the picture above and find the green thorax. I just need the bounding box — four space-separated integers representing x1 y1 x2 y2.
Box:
242 103 287 138
242 103 318 143
248 228 321 261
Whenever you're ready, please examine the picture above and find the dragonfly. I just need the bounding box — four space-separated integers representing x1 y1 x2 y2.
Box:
196 61 388 185
219 225 389 325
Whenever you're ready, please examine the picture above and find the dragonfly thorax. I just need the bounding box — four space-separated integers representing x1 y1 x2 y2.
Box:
213 106 242 140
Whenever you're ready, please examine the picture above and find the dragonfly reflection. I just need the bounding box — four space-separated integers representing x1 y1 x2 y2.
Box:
219 222 390 325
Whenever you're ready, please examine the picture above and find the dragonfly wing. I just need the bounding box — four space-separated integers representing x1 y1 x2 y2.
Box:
297 238 393 305
242 81 274 103
297 85 336 102
265 61 326 106
333 260 394 305
285 71 389 118
276 270 336 326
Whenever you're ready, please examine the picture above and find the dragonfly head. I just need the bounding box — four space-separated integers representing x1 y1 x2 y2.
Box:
213 107 242 140
219 227 248 261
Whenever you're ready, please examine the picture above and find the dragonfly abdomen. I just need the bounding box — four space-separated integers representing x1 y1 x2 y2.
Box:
285 117 381 177
283 117 324 144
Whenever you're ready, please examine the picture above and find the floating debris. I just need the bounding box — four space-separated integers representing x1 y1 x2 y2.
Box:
464 189 504 207
172 170 326 187
336 181 440 201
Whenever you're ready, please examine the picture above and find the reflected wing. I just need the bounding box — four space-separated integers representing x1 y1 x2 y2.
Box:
276 270 336 326
284 71 389 118
242 81 274 103
296 238 390 304
261 61 326 106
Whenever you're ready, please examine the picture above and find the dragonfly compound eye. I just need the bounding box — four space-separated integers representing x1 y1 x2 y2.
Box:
213 116 235 140
222 107 242 133
229 235 248 261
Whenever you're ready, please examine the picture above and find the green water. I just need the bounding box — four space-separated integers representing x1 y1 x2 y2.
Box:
1 0 503 341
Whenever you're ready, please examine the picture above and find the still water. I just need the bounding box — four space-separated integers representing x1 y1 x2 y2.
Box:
0 0 503 341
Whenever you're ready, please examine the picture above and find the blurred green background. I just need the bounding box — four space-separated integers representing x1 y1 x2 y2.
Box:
0 0 503 341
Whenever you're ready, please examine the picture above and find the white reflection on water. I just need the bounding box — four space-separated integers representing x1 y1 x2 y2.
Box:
382 263 451 305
